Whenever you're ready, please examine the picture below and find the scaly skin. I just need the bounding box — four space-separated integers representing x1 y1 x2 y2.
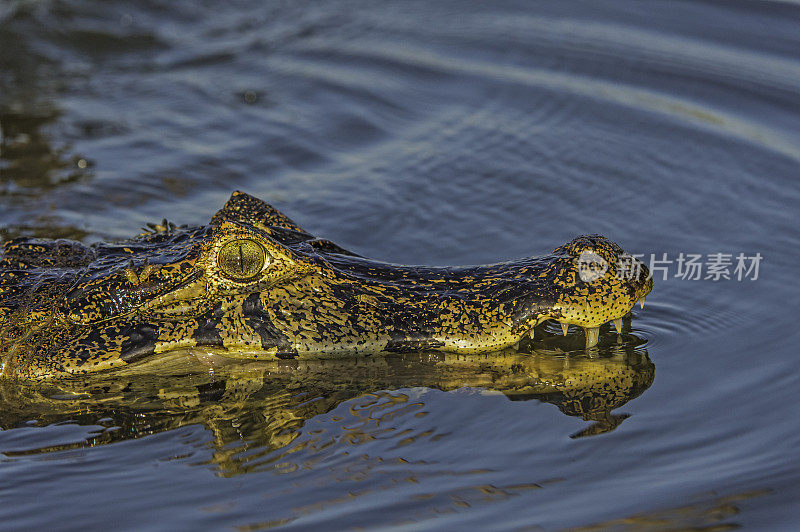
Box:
0 192 652 380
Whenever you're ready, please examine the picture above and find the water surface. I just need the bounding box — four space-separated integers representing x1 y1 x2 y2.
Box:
1 0 799 529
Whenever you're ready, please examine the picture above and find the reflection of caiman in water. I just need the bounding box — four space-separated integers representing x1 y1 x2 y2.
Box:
0 336 654 473
0 192 652 379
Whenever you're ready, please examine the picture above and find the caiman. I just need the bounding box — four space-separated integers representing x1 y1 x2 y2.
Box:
0 191 652 380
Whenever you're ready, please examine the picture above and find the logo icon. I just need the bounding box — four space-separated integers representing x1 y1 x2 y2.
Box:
576 251 608 282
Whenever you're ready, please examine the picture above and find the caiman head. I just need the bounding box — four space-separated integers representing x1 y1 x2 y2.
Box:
0 191 652 379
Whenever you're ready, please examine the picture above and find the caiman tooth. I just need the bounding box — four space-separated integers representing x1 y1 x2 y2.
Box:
139 263 156 283
123 268 139 286
639 296 646 309
560 322 569 336
612 318 623 334
584 326 599 348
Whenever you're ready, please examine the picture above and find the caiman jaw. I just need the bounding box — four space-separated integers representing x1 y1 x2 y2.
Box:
529 236 654 348
501 278 652 351
546 274 653 348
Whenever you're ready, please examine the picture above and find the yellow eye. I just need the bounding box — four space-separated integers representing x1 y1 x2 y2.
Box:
218 239 267 281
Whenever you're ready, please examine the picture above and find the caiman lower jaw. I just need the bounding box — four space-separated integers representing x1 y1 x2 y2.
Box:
445 295 651 352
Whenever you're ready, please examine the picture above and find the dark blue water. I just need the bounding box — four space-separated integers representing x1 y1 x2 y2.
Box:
1 1 799 529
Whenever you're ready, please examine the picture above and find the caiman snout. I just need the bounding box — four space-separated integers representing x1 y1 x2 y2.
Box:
540 235 652 346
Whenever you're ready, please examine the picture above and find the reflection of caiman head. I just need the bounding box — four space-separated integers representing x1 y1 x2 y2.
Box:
0 341 654 470
0 192 651 380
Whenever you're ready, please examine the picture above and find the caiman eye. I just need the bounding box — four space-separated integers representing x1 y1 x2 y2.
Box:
218 239 267 281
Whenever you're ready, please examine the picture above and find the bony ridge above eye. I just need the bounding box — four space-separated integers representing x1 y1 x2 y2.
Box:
217 238 267 281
